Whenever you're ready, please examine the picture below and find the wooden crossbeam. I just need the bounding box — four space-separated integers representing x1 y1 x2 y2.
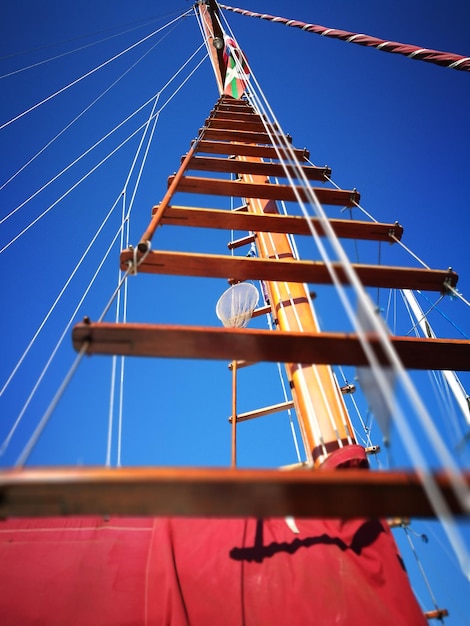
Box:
194 140 309 160
169 175 360 205
200 127 292 144
72 322 470 371
186 156 331 181
157 206 403 242
206 117 274 133
0 467 468 518
119 249 456 292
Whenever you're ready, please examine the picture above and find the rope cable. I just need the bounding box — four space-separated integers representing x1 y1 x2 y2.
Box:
0 223 127 456
0 14 187 132
218 7 470 573
0 9 193 80
219 4 470 72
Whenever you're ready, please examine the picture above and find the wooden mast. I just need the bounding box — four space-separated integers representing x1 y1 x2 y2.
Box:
198 0 362 467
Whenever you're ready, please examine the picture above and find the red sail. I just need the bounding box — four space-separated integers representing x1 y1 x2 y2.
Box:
0 515 426 625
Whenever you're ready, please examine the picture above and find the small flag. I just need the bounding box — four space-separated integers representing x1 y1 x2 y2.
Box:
223 35 250 99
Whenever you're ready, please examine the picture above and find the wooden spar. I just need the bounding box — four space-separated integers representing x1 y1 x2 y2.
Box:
198 0 225 94
1 467 469 518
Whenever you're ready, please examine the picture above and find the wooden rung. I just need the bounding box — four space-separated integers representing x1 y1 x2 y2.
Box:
387 517 410 528
229 400 295 423
72 322 470 371
158 206 403 242
365 445 381 455
206 117 275 133
279 462 309 471
0 467 468 518
251 305 271 318
119 249 457 292
228 360 257 370
227 233 256 250
209 110 266 123
200 127 293 144
169 175 360 206
423 609 449 620
186 156 331 181
194 140 309 161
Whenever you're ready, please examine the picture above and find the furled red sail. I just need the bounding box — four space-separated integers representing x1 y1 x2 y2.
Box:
0 516 426 625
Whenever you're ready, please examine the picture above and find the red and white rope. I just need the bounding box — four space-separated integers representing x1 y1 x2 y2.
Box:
219 4 470 72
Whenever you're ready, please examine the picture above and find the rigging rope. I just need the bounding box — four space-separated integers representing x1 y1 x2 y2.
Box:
217 8 470 574
219 4 470 72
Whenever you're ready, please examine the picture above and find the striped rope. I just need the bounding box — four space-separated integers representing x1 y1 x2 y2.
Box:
219 4 470 72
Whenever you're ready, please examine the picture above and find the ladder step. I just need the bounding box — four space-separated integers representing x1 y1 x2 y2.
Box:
229 400 295 423
194 140 309 161
206 117 275 133
1 467 468 518
227 234 256 250
423 609 449 620
200 127 292 144
169 175 360 206
119 249 457 292
209 110 266 123
158 206 403 242
186 156 330 181
72 322 470 371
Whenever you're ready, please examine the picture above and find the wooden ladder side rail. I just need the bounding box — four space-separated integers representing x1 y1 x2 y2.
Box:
157 206 403 242
168 175 360 205
119 250 457 292
185 156 331 181
0 467 468 518
72 322 470 372
194 140 310 160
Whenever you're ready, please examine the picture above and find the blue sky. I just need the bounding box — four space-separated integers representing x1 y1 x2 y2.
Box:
1 0 470 622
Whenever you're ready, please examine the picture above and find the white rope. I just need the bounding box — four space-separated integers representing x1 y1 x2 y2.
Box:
0 10 192 80
0 14 188 132
0 27 170 193
106 93 161 467
218 8 470 574
0 224 127 456
0 194 123 397
14 344 89 468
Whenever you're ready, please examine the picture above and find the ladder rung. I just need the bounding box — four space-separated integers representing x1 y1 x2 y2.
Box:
158 206 403 242
206 117 275 133
229 400 295 423
227 234 256 250
209 110 265 123
194 140 309 160
200 127 292 144
423 609 449 620
186 156 330 181
251 305 271 318
228 360 257 370
169 175 360 206
1 467 468 518
73 322 470 371
119 249 457 292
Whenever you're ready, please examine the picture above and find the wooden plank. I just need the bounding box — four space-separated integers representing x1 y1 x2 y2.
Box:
119 249 456 292
209 110 265 123
72 322 470 371
0 467 468 518
158 206 403 242
206 117 274 133
186 156 331 181
169 175 360 206
200 127 292 144
195 140 310 160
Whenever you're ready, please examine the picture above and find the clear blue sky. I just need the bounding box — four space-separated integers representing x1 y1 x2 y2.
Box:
1 1 470 622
